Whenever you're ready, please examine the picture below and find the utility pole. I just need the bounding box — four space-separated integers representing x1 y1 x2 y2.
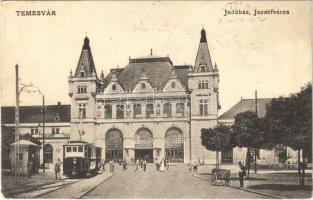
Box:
42 95 45 172
254 90 258 174
15 64 20 185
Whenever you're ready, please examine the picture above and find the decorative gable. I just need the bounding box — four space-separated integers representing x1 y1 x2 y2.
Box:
132 72 154 93
103 73 125 94
163 70 186 92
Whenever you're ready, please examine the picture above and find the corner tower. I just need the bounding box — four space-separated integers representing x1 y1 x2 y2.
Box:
188 28 220 163
68 36 100 143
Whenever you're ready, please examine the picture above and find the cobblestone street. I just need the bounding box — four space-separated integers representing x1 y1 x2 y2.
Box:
83 165 267 199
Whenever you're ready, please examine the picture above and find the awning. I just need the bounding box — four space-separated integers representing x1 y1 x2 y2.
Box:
10 140 40 147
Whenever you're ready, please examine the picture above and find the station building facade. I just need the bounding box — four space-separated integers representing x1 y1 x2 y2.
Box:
68 29 220 163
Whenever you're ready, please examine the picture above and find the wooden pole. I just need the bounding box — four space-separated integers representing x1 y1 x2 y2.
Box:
42 95 45 172
255 90 258 174
15 64 20 185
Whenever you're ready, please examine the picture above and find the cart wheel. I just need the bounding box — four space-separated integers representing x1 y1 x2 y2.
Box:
210 175 216 186
225 179 231 187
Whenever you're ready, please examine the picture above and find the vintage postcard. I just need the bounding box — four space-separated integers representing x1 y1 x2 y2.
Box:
0 1 312 199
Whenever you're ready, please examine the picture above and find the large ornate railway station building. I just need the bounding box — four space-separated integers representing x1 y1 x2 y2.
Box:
68 29 220 163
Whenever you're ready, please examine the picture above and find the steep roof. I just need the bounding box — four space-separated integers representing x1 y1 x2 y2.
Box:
103 56 189 91
194 29 214 72
218 98 273 120
74 36 97 78
1 104 71 124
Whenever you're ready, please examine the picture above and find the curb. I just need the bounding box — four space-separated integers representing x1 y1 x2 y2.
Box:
31 181 78 198
191 174 286 199
75 173 114 199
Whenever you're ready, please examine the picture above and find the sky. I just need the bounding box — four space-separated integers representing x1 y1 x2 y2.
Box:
0 1 311 114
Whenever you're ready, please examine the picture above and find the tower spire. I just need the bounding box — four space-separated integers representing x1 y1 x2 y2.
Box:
74 36 97 77
194 28 213 72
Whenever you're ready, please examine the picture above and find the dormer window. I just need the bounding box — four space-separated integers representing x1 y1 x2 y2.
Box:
141 83 146 89
80 71 85 77
171 82 176 88
55 115 60 121
201 66 206 72
112 84 116 90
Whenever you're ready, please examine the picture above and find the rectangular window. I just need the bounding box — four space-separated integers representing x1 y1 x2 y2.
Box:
205 81 208 89
199 99 208 116
176 103 185 117
31 128 39 135
56 128 59 134
73 146 78 152
79 104 86 119
146 104 154 118
52 128 55 135
163 103 172 118
133 104 141 118
104 104 112 119
116 104 124 119
78 146 83 152
66 147 72 152
198 82 201 89
155 104 161 116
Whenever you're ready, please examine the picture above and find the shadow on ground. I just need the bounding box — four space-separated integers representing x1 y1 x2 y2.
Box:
248 184 312 191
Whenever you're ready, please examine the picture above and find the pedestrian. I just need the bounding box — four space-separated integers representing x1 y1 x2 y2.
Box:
166 159 170 171
160 159 165 172
122 159 127 171
27 161 33 178
143 159 147 172
54 158 62 180
109 160 114 174
140 158 143 169
135 159 139 172
193 161 198 175
101 159 106 173
188 162 192 173
238 161 246 188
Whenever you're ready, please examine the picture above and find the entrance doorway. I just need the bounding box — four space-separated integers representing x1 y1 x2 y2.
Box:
135 149 153 163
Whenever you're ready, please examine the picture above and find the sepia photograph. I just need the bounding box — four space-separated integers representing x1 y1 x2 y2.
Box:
0 1 312 199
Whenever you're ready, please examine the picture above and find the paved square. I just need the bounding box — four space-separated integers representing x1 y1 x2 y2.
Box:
83 165 267 199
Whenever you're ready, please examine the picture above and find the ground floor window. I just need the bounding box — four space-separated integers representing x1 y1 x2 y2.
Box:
165 127 184 163
221 150 233 163
105 129 123 161
44 144 53 163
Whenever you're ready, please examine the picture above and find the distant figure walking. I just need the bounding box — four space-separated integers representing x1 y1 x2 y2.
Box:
238 161 247 187
109 160 114 174
188 162 192 173
27 161 33 178
166 159 170 171
140 159 143 170
193 161 198 175
135 159 140 172
54 158 62 180
122 159 127 171
101 159 106 173
160 159 165 172
143 159 147 172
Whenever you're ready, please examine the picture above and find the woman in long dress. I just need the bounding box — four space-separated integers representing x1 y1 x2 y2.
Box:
160 159 165 172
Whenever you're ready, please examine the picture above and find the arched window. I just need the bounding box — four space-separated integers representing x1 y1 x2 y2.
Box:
105 129 123 161
44 144 53 163
165 127 184 163
134 128 153 148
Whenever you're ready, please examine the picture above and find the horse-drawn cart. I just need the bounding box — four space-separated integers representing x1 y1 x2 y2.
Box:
210 168 231 186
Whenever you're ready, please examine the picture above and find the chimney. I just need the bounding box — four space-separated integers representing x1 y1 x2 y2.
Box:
57 102 61 106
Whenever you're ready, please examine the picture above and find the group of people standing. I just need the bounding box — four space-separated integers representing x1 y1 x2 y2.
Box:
156 158 170 172
101 159 128 174
135 158 147 172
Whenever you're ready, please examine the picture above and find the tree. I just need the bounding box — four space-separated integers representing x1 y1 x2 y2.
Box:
264 83 312 186
1 126 15 169
232 111 264 178
201 125 234 169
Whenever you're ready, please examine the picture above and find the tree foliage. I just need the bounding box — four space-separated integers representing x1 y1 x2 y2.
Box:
232 111 264 149
201 125 234 152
